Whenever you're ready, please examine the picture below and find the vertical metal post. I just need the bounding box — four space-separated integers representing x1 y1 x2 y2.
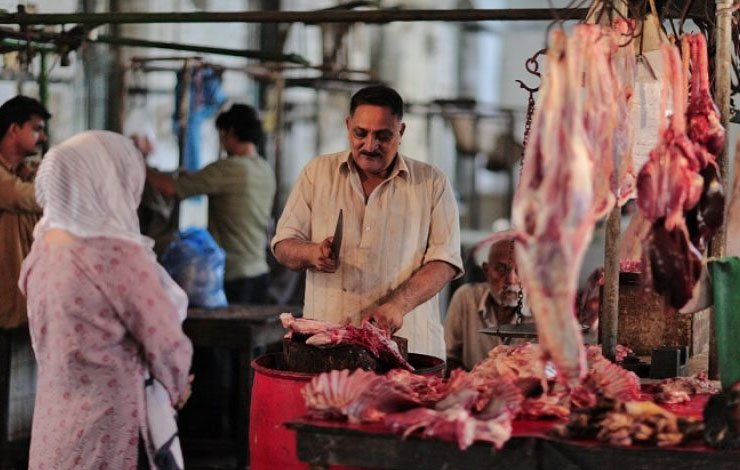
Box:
38 51 48 108
601 208 621 361
710 0 732 379
599 0 629 361
272 73 285 219
504 109 516 220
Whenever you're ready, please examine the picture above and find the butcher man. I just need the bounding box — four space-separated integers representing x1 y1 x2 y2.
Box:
272 85 463 360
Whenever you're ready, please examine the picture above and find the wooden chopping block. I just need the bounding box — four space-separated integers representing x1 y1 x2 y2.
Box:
283 335 408 373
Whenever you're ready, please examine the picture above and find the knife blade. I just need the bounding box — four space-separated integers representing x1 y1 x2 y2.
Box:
330 209 343 260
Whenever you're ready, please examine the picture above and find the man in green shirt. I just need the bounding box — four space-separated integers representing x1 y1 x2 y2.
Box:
148 103 276 303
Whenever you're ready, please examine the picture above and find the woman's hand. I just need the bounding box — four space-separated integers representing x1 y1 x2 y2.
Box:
175 374 194 410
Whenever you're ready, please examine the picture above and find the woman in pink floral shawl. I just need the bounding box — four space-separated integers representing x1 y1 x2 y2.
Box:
19 131 193 469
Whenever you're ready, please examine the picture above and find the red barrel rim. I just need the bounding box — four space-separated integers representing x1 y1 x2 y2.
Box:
251 353 316 380
251 352 445 378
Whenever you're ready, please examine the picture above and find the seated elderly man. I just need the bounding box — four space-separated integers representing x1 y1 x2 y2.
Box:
444 233 533 371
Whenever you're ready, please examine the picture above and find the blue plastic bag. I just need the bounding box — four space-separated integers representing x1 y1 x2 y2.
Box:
160 227 227 308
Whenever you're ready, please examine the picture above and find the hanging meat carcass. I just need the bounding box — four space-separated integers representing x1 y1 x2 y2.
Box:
512 29 592 387
636 42 705 310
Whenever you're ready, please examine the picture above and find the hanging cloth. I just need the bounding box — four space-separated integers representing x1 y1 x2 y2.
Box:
173 65 227 171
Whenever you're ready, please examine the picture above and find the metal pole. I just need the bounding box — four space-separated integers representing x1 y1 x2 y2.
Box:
272 74 285 220
38 51 48 108
596 0 629 362
0 37 54 52
0 9 591 25
94 35 309 65
601 208 621 361
709 0 732 380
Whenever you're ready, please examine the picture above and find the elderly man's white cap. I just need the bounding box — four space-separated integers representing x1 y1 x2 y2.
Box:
123 108 157 147
471 229 517 267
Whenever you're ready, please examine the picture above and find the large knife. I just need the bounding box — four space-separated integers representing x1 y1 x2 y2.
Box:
330 209 343 260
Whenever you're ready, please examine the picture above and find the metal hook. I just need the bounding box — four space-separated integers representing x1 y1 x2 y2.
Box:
515 48 546 93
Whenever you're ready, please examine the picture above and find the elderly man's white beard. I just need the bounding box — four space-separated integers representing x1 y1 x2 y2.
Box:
492 287 522 308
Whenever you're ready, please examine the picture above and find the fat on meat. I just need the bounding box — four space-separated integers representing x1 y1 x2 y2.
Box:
512 29 590 387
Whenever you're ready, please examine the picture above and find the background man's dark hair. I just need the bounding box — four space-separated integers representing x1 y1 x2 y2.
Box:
0 95 51 139
215 103 264 147
349 85 404 119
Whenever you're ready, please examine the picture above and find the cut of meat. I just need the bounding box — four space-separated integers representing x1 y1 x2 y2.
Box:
305 321 413 371
653 372 719 404
643 220 703 310
280 312 339 337
281 313 414 371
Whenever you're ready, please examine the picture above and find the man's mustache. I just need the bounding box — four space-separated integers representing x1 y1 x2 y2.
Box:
360 151 381 158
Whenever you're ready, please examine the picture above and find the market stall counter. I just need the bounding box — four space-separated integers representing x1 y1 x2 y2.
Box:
182 304 298 468
287 403 740 470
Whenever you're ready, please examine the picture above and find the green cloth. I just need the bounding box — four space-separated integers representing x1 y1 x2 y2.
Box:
710 256 740 390
175 155 276 280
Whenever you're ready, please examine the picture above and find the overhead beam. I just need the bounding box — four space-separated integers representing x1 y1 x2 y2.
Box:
93 35 309 64
0 9 592 25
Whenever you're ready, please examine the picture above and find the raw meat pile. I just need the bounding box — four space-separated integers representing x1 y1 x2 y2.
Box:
636 34 725 310
653 372 719 404
280 313 413 371
555 398 703 447
302 344 643 449
512 22 636 387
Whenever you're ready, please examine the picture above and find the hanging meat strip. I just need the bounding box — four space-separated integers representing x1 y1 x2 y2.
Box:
686 34 725 156
512 30 590 387
579 24 618 220
684 33 725 252
613 19 638 206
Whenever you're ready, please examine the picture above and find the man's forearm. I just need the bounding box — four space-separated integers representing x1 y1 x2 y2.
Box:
273 238 317 271
383 261 457 315
146 168 177 198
